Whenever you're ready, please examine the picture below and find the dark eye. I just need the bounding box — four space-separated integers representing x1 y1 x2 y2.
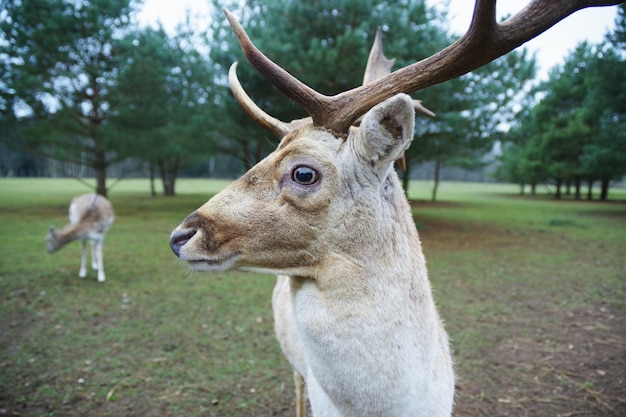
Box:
292 166 319 185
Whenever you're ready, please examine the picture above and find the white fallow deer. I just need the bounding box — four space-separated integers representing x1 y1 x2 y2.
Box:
269 26 435 417
169 1 621 416
46 193 115 282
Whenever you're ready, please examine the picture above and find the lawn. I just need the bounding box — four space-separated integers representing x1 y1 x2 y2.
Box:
1 178 624 416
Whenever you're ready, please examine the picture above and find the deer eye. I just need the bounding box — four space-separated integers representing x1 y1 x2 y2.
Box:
292 166 319 185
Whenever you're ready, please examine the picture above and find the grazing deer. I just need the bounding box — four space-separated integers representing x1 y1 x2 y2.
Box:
46 193 115 282
170 1 620 415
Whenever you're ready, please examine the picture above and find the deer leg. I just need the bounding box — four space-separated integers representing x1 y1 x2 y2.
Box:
95 240 106 282
79 238 88 278
90 240 98 270
294 370 306 417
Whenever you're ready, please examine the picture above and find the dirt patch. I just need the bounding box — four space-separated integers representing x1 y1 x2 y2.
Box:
453 305 625 416
416 215 626 417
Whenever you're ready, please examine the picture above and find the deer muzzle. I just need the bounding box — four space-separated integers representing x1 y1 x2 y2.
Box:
169 228 197 257
169 211 245 272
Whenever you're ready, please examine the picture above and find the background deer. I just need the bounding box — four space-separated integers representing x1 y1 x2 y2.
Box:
170 1 620 415
46 193 115 282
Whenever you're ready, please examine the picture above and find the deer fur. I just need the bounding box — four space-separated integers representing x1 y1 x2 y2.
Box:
273 274 309 415
170 94 454 416
46 193 115 282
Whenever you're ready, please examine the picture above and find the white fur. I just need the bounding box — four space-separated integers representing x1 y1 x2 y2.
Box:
46 194 114 282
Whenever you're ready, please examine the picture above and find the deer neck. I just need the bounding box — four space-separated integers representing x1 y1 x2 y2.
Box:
284 171 443 414
301 171 428 298
55 221 93 244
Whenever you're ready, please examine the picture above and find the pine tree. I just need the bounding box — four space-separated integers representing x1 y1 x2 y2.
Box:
0 0 135 196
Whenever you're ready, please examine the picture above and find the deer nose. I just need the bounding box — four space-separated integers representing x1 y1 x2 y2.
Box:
170 229 197 257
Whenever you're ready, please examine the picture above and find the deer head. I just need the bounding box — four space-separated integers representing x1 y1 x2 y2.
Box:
45 227 62 253
170 93 416 278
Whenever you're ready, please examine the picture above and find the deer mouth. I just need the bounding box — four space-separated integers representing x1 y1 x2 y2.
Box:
185 251 241 272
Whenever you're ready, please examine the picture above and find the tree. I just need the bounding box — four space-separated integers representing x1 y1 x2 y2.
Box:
0 0 135 196
534 44 600 198
407 38 537 201
495 106 549 196
578 42 626 200
498 32 625 200
580 110 626 199
608 3 626 49
109 26 215 195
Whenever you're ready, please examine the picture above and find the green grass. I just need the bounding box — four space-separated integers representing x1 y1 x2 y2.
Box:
1 178 624 416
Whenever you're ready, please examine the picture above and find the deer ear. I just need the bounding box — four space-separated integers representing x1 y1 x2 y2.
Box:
356 94 414 178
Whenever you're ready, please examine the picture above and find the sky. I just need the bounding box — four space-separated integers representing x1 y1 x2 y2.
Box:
137 0 619 80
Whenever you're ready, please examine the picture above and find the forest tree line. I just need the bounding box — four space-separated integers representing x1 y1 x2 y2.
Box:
1 0 624 200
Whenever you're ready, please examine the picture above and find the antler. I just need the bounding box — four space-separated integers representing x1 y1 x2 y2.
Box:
228 25 433 137
226 0 621 136
229 62 310 137
362 27 435 119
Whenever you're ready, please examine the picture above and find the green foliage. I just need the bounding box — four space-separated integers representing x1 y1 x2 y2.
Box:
409 47 537 201
109 26 216 195
499 33 626 200
0 0 136 195
401 16 537 200
608 3 626 49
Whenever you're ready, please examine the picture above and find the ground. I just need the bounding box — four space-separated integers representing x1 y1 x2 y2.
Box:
1 181 624 416
453 302 625 416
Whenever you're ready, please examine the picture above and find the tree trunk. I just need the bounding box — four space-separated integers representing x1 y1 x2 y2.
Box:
555 178 562 199
149 163 156 197
402 159 411 198
530 183 536 195
431 160 441 202
519 183 525 195
587 180 593 201
574 177 581 200
600 179 609 201
164 180 175 196
158 157 180 196
94 148 107 197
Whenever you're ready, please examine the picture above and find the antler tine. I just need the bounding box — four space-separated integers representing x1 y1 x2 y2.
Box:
363 28 435 118
229 62 292 138
362 28 395 85
413 99 435 118
229 62 314 137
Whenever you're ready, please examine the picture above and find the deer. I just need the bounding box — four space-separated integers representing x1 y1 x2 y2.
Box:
267 27 436 417
169 1 621 416
46 193 115 282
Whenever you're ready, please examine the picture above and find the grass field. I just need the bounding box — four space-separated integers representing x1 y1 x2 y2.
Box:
1 178 624 417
